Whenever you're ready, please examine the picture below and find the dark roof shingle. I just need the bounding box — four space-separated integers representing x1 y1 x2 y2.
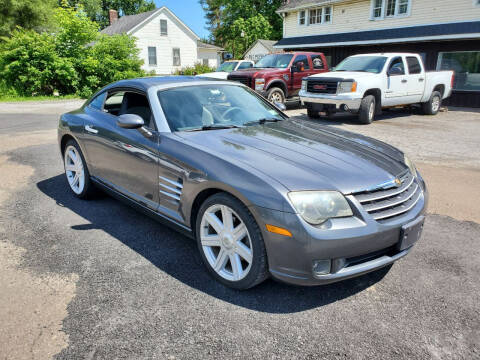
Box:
100 9 159 35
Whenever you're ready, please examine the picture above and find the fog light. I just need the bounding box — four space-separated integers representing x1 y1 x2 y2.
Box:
312 260 331 275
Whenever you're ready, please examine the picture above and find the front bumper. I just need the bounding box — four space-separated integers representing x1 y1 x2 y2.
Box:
299 90 362 111
250 179 428 286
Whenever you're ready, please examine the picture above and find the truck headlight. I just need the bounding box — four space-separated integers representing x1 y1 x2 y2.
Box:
404 154 417 177
301 80 307 91
255 78 265 91
337 81 357 94
288 191 353 225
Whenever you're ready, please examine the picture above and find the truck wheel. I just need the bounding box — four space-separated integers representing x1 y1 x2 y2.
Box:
267 87 285 104
358 95 376 124
306 103 320 119
421 91 442 115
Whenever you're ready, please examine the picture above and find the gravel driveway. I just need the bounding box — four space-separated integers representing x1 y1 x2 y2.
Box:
0 100 479 359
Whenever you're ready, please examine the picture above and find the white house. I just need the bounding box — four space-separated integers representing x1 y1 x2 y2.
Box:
101 7 223 74
243 39 282 62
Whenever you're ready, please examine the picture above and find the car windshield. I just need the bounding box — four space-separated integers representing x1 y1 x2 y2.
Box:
254 54 293 69
335 56 388 74
158 85 285 132
216 62 238 72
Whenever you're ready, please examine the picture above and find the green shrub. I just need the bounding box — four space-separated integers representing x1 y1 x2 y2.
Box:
174 62 215 75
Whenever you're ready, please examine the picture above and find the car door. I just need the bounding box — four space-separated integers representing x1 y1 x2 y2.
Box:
405 56 425 103
81 88 159 210
291 54 311 96
384 56 408 106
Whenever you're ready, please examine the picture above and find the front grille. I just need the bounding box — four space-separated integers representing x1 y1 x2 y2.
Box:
228 76 251 87
353 171 422 222
306 80 338 94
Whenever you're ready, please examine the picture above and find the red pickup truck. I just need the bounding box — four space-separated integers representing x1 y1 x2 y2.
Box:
227 52 329 104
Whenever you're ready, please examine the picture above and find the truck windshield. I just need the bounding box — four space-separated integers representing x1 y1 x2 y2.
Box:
216 62 238 72
254 54 293 69
335 56 388 74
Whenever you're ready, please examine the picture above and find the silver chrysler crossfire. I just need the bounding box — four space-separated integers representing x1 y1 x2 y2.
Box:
58 77 428 289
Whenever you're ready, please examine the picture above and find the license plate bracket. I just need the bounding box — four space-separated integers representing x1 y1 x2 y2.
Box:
398 216 425 251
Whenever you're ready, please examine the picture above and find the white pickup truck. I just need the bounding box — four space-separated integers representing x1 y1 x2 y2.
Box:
299 53 454 124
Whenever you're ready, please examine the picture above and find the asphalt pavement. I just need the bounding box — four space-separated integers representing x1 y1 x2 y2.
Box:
0 101 479 359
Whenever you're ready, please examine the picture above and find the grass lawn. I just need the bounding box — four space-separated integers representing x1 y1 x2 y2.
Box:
0 94 82 102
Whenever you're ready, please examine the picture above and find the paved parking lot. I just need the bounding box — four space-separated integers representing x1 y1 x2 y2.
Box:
0 100 479 359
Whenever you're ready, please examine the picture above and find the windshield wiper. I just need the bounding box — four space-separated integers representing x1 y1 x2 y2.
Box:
185 124 241 132
244 118 283 126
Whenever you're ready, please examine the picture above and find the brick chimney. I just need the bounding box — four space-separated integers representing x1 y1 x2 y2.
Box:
109 9 118 25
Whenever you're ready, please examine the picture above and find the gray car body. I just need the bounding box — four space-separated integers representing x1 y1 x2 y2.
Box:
58 76 428 286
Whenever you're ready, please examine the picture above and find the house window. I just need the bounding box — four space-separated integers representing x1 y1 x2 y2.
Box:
202 58 209 66
160 19 167 36
476 0 480 7
298 10 306 25
437 51 480 91
148 46 157 66
308 6 332 25
173 48 181 66
371 0 410 19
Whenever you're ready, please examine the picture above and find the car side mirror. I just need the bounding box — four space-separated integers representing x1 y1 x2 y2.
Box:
292 62 304 72
274 102 286 111
117 114 144 129
388 66 404 76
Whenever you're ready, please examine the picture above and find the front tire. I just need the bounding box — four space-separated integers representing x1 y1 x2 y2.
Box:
267 87 285 104
421 90 442 115
306 103 320 119
196 193 269 290
358 95 376 124
63 140 95 199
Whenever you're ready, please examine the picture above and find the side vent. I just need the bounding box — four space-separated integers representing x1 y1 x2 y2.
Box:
159 176 183 202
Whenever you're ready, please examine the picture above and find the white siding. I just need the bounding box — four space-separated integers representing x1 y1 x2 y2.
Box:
133 10 198 74
283 0 480 38
197 48 221 68
244 43 271 62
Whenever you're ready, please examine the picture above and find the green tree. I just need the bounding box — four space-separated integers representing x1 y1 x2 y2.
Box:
0 0 57 37
200 0 283 55
62 0 156 28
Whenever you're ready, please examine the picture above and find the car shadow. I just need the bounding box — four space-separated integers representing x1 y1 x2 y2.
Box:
37 174 392 314
289 107 424 126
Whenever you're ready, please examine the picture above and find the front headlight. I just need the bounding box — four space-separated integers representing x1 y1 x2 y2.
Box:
288 191 353 225
404 154 417 177
255 78 265 91
301 80 307 91
337 81 357 94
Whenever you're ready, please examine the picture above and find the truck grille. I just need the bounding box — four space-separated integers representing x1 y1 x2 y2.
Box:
306 80 338 94
228 76 251 87
353 171 422 222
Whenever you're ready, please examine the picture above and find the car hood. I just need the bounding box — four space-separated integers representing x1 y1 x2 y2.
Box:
229 68 286 77
177 120 407 194
198 72 229 79
309 71 378 79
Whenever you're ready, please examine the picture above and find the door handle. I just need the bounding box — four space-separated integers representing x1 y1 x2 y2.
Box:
401 79 408 83
85 125 98 134
419 78 425 82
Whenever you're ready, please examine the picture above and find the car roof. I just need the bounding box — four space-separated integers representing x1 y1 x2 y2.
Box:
102 76 222 92
351 53 419 57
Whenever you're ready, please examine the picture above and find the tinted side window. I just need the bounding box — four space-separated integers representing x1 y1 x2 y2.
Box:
88 92 106 110
311 55 325 69
238 62 253 69
104 91 154 129
407 56 422 74
294 55 310 70
388 57 405 75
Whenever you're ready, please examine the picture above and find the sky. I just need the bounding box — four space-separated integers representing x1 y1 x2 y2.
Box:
154 0 210 39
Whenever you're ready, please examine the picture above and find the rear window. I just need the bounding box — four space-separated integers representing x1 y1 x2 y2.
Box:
311 55 325 69
407 56 422 74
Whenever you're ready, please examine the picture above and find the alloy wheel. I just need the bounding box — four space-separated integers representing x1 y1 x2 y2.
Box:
269 91 283 104
432 96 440 112
200 204 253 281
64 145 85 195
368 101 375 121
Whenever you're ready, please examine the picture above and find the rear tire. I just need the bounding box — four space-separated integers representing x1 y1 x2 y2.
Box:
63 139 95 199
421 90 442 115
267 87 285 104
196 193 269 290
358 95 376 124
